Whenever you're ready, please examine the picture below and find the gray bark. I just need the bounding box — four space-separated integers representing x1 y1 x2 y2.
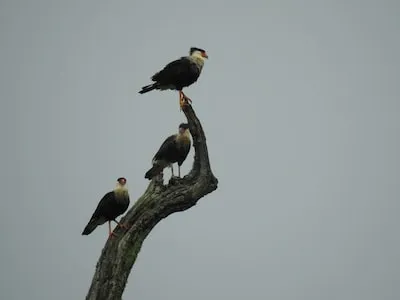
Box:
86 103 219 300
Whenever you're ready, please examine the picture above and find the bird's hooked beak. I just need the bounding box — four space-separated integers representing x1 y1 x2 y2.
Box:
179 127 186 134
201 52 209 59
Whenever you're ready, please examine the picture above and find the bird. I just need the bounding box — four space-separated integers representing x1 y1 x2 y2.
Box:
82 177 130 238
145 123 191 180
139 47 208 109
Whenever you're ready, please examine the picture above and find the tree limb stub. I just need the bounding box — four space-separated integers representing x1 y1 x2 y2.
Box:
86 103 219 300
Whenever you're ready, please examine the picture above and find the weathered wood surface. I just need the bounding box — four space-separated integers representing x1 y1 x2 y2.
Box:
86 103 218 300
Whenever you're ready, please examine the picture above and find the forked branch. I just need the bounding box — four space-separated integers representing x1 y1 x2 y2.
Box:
86 103 218 300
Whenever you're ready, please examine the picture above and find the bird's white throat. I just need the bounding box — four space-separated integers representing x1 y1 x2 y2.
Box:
115 184 129 195
176 130 191 143
189 51 206 68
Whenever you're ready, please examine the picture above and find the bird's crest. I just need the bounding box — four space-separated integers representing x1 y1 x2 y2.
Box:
190 47 206 55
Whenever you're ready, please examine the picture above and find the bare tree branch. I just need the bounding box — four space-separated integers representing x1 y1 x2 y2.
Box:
86 103 219 300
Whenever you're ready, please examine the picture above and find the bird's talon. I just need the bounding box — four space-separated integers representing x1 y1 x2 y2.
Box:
109 232 118 239
118 223 129 230
179 99 190 111
169 176 181 185
179 94 188 110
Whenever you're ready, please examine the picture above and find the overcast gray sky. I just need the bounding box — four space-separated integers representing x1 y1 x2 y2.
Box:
1 0 399 299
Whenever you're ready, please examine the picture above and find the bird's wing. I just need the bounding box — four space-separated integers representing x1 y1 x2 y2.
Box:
90 191 114 219
153 134 177 162
151 57 193 84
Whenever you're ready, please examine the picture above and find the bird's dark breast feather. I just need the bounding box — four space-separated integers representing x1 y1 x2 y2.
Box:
151 58 201 90
177 140 191 166
91 191 129 221
115 193 130 215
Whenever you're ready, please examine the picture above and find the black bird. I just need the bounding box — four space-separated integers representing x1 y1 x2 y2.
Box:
145 123 191 180
139 47 208 109
82 177 130 238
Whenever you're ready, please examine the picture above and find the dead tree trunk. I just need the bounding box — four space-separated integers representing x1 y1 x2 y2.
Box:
85 103 219 300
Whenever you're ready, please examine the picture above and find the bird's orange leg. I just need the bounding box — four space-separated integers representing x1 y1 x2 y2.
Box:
181 91 192 105
108 221 117 238
179 91 185 110
179 91 192 111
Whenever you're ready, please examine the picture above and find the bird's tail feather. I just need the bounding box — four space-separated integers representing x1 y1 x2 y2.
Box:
139 83 158 94
82 218 99 235
145 164 164 180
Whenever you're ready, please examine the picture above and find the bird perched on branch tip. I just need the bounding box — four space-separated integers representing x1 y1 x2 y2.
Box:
139 47 208 110
82 177 130 239
145 123 191 180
